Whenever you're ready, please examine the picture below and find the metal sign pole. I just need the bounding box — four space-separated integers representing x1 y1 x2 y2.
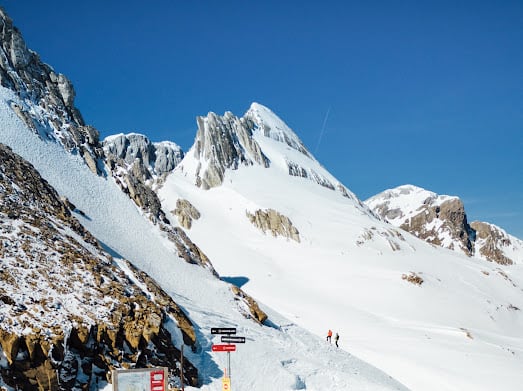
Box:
228 351 231 381
181 345 185 391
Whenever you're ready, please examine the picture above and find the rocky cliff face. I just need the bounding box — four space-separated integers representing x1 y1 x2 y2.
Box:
470 221 522 265
366 185 475 256
103 133 184 176
0 143 198 389
0 8 102 174
103 133 184 225
192 111 270 189
366 185 522 265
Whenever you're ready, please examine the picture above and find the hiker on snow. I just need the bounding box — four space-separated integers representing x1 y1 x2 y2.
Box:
335 332 339 347
326 329 332 343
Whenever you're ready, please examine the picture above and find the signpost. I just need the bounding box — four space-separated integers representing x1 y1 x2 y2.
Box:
211 327 236 335
212 344 237 352
221 336 245 344
211 327 248 391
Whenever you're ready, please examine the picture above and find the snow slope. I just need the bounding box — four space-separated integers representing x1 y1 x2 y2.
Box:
159 105 523 391
0 88 408 389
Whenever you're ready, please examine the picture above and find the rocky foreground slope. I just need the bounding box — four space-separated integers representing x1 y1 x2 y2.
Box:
0 143 199 389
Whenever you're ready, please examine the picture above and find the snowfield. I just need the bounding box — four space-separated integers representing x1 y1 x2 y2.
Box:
1 87 523 390
0 88 408 390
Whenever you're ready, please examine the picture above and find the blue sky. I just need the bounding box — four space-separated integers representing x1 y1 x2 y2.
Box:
3 0 522 238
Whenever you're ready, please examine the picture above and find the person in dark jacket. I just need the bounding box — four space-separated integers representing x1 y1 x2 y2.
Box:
334 332 339 347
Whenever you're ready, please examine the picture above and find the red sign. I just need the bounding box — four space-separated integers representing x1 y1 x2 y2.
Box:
150 370 165 391
212 344 236 352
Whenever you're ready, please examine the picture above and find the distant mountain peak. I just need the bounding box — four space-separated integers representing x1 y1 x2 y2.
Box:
176 103 360 205
366 184 523 264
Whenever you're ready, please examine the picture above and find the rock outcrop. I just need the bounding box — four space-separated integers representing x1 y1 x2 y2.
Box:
103 133 184 176
366 185 475 256
0 8 103 174
399 197 474 255
173 198 201 229
470 222 514 265
230 285 268 324
366 185 523 265
192 111 270 189
246 208 300 242
0 143 198 389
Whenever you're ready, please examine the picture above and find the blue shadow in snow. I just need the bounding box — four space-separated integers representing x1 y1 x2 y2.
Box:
220 276 250 288
98 241 124 259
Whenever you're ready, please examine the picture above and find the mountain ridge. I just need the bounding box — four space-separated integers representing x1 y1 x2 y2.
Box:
365 184 523 265
0 6 522 391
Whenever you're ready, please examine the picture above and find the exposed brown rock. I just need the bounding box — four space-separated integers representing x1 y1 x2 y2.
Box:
246 208 300 242
230 285 268 324
0 329 20 365
173 199 201 229
166 227 219 277
399 198 473 256
471 222 513 265
402 272 424 286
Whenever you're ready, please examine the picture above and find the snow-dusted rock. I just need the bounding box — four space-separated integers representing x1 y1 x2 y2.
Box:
0 143 198 388
366 184 523 264
0 9 100 170
154 140 184 173
471 221 523 265
193 111 269 189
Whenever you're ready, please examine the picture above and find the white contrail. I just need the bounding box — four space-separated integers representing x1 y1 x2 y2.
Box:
315 106 331 154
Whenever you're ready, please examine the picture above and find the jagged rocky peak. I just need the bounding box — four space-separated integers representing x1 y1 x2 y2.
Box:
366 185 475 256
103 133 184 175
103 133 185 225
0 7 103 172
0 143 198 389
192 109 269 189
184 102 358 203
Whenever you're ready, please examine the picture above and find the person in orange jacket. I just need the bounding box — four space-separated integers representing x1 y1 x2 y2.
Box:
326 329 333 343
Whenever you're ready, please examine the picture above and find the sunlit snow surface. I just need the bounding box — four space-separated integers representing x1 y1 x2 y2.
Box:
161 104 523 390
1 87 523 390
0 88 409 390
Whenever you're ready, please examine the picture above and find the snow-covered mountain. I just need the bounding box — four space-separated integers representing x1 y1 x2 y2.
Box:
1 7 522 391
365 184 523 265
0 8 408 391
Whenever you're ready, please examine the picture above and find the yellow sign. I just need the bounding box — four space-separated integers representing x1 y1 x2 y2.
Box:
222 376 231 391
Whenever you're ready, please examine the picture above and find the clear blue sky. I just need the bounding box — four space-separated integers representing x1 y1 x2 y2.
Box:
3 0 522 238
